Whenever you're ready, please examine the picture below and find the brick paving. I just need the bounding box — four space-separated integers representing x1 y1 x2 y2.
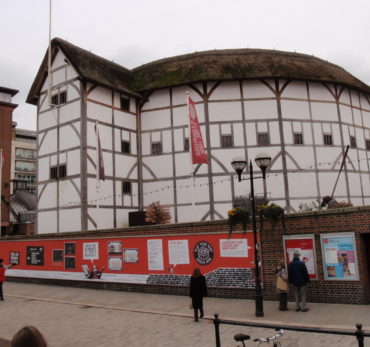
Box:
0 282 369 346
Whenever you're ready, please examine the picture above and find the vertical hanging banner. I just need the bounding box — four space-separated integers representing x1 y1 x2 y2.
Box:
188 97 208 164
94 122 105 181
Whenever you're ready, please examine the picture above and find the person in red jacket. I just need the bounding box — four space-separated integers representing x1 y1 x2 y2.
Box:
0 258 14 301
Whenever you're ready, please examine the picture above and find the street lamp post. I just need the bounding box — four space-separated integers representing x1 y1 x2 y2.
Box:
231 154 271 318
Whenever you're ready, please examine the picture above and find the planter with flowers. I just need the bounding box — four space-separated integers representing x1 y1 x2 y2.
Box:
227 207 249 236
259 203 285 231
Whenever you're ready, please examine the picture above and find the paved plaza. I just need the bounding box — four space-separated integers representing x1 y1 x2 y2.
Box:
0 282 369 346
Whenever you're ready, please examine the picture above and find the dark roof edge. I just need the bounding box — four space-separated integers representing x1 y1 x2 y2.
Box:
0 87 19 97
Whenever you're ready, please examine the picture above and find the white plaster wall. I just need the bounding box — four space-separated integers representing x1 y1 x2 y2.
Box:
115 155 138 179
208 101 242 122
66 149 81 176
87 177 114 205
243 80 275 98
52 68 66 86
88 86 112 105
38 183 57 209
353 108 362 127
214 202 233 220
281 100 310 119
173 129 185 152
213 178 232 201
211 149 235 174
114 111 137 130
87 121 113 150
173 177 209 205
59 177 80 207
60 124 80 151
116 209 134 228
244 100 278 119
162 130 172 152
38 211 57 234
141 89 170 110
245 123 257 145
174 153 193 176
287 172 318 197
38 129 57 156
177 204 210 223
340 105 353 124
209 81 241 100
87 208 114 230
311 102 338 121
38 157 50 182
348 172 363 196
39 110 58 130
233 123 245 147
309 83 334 101
210 124 220 148
285 147 315 169
59 208 81 232
86 148 113 177
142 180 174 206
269 121 280 144
172 106 188 127
59 100 81 124
142 155 172 179
141 109 171 131
87 101 112 123
282 81 307 99
318 172 347 197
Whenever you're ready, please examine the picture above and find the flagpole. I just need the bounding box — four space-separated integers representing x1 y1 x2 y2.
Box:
95 121 100 230
186 92 196 221
48 0 52 106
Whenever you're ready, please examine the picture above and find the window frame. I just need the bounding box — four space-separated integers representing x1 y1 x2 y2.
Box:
121 140 131 154
151 142 163 155
323 134 333 146
350 136 357 148
293 133 304 145
122 181 132 195
120 95 130 111
221 134 233 148
257 132 270 146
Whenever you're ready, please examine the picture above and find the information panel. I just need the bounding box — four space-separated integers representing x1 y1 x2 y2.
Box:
321 233 359 280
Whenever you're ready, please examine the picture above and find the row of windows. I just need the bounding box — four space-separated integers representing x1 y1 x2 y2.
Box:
51 91 67 106
15 161 36 172
15 174 36 184
50 164 67 179
15 148 36 160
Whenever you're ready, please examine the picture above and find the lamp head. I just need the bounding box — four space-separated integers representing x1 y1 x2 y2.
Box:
231 157 247 182
255 152 272 179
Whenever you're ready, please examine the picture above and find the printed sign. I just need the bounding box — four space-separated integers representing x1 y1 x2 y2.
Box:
147 239 164 271
65 243 76 256
109 257 123 271
52 250 63 262
283 235 317 279
83 242 99 260
193 241 214 265
321 233 359 280
220 239 248 257
26 246 44 266
168 240 190 265
124 249 138 263
65 257 75 269
9 251 20 265
108 241 122 255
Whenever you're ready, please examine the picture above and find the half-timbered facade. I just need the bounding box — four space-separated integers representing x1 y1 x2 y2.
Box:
27 38 370 233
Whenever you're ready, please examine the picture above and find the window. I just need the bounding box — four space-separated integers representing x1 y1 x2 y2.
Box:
16 174 36 184
184 138 189 152
293 133 303 145
120 96 130 111
50 164 67 180
257 133 270 145
350 136 356 148
122 181 132 195
51 91 67 106
366 140 370 151
16 135 36 143
15 148 36 159
121 140 131 154
323 134 333 146
221 134 233 148
15 161 36 171
151 142 162 155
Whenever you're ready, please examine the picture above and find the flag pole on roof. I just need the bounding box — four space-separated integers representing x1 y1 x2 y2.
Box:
95 121 105 230
0 149 3 235
47 0 53 106
187 92 208 221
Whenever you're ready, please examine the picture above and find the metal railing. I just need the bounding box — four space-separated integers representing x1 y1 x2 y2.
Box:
213 314 370 347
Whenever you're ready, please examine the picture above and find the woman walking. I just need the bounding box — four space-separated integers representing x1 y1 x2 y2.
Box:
275 260 289 311
189 267 207 322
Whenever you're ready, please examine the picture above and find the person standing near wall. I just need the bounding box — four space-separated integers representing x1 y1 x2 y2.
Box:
0 258 14 301
189 267 208 322
275 260 289 311
288 251 310 312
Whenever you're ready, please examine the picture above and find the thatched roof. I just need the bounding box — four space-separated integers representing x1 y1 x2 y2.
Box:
27 39 370 105
132 49 370 93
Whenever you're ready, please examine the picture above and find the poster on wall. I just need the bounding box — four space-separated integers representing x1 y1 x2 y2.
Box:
26 246 44 266
321 233 359 280
168 240 190 265
220 239 248 257
109 257 123 271
108 241 122 255
124 249 138 263
65 257 75 269
147 239 164 271
83 242 99 260
9 251 20 265
283 235 317 279
65 243 76 256
52 250 64 262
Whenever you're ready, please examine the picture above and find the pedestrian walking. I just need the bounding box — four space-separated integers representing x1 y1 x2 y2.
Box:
189 267 207 322
288 251 310 312
11 325 47 347
275 260 289 311
0 258 14 301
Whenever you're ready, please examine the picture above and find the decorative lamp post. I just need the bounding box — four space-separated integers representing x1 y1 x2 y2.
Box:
255 152 272 199
231 153 271 318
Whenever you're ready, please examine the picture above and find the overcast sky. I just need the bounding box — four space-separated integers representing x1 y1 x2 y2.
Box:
1 0 370 131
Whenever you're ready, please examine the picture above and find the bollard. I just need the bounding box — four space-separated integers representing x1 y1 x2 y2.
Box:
214 313 221 347
355 323 364 347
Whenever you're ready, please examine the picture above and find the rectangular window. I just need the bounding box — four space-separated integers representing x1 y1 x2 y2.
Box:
15 161 36 171
184 138 189 152
121 140 131 154
293 133 303 145
51 94 58 106
120 96 130 111
257 133 270 145
350 136 356 148
221 134 233 148
51 91 67 106
50 164 67 180
366 140 370 151
122 181 132 195
323 134 333 146
151 142 162 155
15 148 36 159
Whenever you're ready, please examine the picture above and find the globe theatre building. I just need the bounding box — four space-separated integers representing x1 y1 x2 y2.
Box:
27 38 370 233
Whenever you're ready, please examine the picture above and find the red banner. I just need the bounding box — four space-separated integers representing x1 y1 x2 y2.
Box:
189 97 208 164
94 122 105 181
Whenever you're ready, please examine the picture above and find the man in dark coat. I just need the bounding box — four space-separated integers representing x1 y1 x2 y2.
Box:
288 251 310 312
189 268 208 322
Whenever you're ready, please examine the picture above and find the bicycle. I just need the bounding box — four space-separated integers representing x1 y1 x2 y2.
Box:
234 329 291 347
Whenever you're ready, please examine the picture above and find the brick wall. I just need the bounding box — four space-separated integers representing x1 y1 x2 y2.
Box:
6 206 370 304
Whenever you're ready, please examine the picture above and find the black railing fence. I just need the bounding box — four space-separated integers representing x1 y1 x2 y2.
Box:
213 314 370 347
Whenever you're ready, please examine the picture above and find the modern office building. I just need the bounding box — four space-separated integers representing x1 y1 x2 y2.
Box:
27 38 370 234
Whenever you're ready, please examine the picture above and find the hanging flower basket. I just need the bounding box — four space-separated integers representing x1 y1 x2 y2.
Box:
227 207 249 236
259 203 285 231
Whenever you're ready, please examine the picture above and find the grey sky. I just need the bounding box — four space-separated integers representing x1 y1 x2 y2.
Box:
1 0 370 130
